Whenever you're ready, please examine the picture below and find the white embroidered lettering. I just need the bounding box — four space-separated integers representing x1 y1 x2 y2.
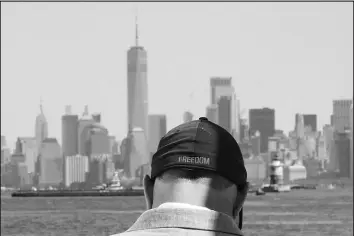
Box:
177 156 210 165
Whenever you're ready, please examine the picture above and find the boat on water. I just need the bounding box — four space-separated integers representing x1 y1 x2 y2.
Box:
11 171 144 197
11 189 144 197
106 170 124 191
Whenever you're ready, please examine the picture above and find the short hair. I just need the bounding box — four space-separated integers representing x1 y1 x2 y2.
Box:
156 168 235 191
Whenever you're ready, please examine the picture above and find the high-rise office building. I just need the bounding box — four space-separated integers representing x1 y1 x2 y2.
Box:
35 99 48 154
303 114 317 132
330 115 334 126
322 125 336 171
240 119 249 142
121 135 132 176
62 106 79 157
1 135 6 149
88 125 111 186
250 131 261 157
78 106 95 155
209 77 240 140
1 148 10 165
206 104 218 124
127 16 148 139
218 96 232 133
148 114 167 155
108 136 119 155
295 113 305 138
183 111 193 123
249 108 275 153
332 99 352 132
17 137 37 174
88 125 110 158
210 77 232 105
128 128 149 182
85 123 110 185
65 155 89 187
39 138 62 187
350 104 353 180
334 132 350 177
92 113 101 123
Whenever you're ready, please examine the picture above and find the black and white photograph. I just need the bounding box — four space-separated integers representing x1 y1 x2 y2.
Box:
1 2 353 236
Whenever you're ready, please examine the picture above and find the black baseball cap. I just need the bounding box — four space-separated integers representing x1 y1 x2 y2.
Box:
151 117 247 185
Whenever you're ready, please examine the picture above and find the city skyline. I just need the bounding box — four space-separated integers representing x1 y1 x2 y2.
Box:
1 3 353 149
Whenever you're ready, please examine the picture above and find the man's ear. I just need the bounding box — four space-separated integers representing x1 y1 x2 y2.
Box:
143 175 154 209
232 183 249 218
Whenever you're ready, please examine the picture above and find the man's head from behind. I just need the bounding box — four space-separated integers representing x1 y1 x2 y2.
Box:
143 117 248 219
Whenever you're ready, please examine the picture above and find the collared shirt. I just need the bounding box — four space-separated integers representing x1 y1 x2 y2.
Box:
158 202 210 210
111 202 243 236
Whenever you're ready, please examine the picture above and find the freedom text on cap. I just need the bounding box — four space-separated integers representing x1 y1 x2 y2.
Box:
178 156 211 165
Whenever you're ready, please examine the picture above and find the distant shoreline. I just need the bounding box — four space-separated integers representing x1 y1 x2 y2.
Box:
10 189 144 197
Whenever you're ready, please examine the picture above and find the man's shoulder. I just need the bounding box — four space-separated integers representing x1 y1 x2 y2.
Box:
111 228 237 236
110 229 169 236
110 228 182 236
111 206 242 236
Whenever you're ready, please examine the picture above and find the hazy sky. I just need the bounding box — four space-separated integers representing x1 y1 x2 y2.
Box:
1 2 353 149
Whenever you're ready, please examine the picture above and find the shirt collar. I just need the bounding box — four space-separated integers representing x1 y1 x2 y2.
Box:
127 204 243 235
157 202 210 211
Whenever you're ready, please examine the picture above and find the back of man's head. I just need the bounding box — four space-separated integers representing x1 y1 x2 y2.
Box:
144 117 248 219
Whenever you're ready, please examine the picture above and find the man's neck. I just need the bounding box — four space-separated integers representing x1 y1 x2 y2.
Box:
157 202 211 210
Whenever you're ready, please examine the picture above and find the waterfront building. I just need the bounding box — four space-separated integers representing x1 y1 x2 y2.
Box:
249 108 275 153
39 138 62 187
129 128 149 184
332 99 352 132
78 106 95 155
62 106 79 157
148 114 167 156
64 155 89 187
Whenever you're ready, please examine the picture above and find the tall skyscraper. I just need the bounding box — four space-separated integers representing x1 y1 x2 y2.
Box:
65 155 89 187
183 111 194 123
210 77 232 105
18 137 37 174
334 132 350 177
128 128 150 181
218 96 232 133
127 15 148 139
303 114 317 132
323 124 334 161
92 113 101 123
249 108 275 153
1 136 6 149
39 138 62 187
88 125 110 158
148 114 167 155
209 77 240 140
332 99 352 132
87 126 110 186
35 99 48 154
206 104 218 124
62 106 79 157
78 106 95 155
350 104 353 180
239 119 249 142
295 113 305 138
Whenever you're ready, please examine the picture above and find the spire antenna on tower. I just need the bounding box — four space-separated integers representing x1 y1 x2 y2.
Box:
40 96 43 114
135 7 139 46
